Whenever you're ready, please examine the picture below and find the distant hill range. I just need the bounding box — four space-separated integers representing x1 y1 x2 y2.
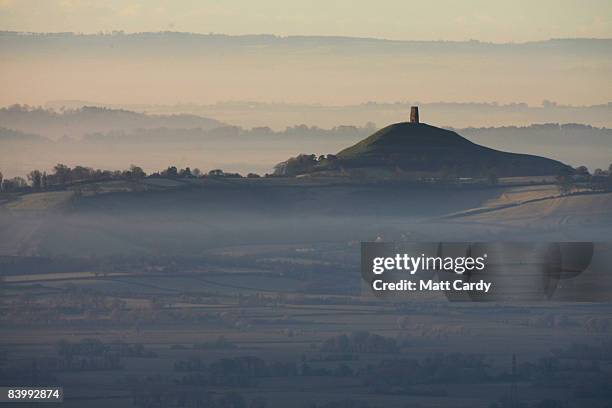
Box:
275 118 573 178
0 105 224 140
2 105 609 178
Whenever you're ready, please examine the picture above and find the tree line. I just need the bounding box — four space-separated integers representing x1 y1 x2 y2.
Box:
1 162 611 193
0 164 263 193
556 164 612 195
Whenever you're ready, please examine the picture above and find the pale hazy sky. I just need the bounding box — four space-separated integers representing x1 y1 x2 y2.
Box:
0 0 610 42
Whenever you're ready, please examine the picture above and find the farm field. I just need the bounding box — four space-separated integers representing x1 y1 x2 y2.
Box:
2 181 612 407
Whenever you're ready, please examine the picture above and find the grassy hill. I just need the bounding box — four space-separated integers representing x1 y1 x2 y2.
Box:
331 122 572 178
459 191 612 228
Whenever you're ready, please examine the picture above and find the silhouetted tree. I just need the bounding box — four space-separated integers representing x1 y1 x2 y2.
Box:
575 166 590 177
27 170 43 190
273 154 318 176
128 165 146 179
53 163 71 185
71 165 94 181
556 167 574 195
179 167 192 178
1 177 27 192
163 166 178 178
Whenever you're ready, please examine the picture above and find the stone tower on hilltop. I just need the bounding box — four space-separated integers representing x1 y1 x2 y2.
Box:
410 106 419 124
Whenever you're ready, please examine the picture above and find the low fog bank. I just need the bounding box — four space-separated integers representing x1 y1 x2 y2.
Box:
46 100 612 130
2 184 611 259
0 184 496 256
2 117 612 178
2 183 612 408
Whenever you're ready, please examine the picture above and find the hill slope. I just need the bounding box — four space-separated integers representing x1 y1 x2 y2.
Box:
328 122 572 177
459 192 612 228
0 105 224 140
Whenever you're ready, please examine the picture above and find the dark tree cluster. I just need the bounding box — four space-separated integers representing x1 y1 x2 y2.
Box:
192 336 238 350
273 154 338 176
42 339 157 372
557 164 612 195
57 338 155 359
509 342 612 400
363 353 491 393
552 339 612 361
0 170 27 192
320 331 399 354
175 356 298 387
0 163 265 193
300 362 354 377
132 388 266 408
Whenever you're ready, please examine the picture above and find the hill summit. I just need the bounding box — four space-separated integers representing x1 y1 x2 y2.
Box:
275 110 572 178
